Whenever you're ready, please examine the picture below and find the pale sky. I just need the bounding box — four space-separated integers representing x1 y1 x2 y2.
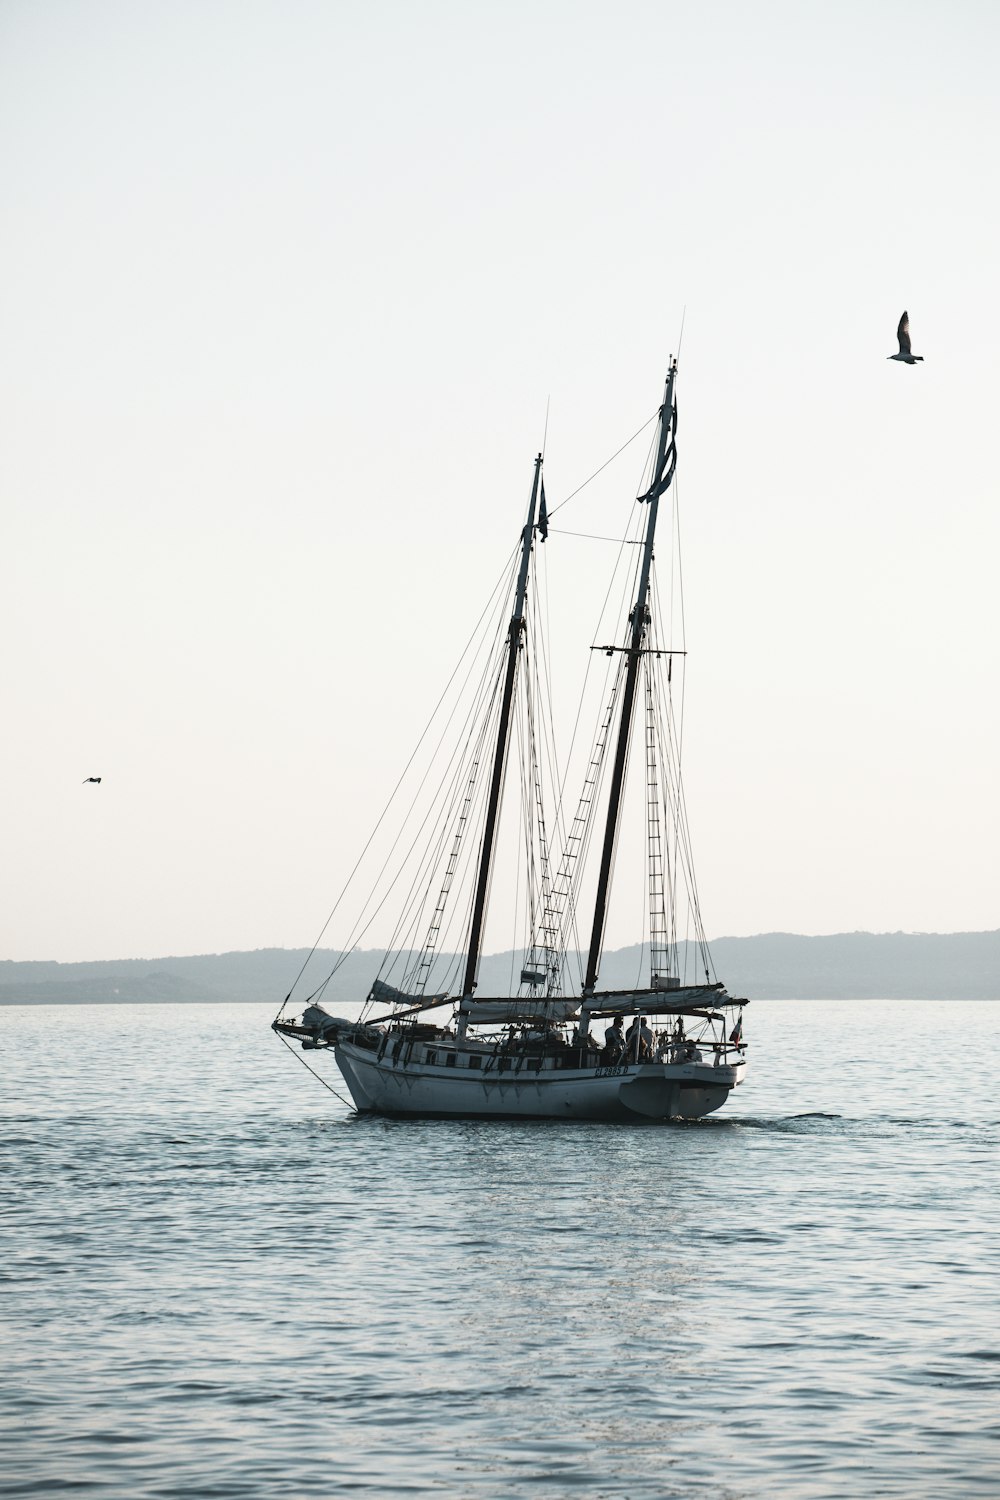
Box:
2 0 998 964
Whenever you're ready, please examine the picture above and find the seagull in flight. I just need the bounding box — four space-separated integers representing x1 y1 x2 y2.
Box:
888 311 923 364
82 776 102 784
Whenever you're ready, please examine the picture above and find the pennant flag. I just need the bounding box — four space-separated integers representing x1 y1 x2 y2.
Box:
538 478 548 542
639 397 678 504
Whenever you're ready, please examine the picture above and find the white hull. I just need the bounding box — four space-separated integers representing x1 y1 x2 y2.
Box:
335 1039 745 1121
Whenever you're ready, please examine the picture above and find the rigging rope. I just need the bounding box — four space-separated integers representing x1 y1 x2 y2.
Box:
545 412 658 523
548 528 642 545
375 640 508 1000
274 546 520 1021
273 1029 356 1112
277 394 688 1032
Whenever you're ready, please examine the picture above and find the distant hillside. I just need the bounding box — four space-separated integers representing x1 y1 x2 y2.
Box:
1 930 998 1003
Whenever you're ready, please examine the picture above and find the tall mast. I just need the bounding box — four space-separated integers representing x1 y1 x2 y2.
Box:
461 455 543 1000
583 362 678 994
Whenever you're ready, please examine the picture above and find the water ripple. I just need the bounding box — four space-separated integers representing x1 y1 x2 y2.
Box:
1 999 999 1498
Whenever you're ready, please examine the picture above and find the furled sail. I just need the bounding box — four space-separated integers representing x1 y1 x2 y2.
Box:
582 985 728 1015
461 998 580 1025
301 1005 381 1042
369 978 448 1007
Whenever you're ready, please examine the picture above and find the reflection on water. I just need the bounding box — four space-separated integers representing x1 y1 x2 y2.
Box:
1 1000 999 1498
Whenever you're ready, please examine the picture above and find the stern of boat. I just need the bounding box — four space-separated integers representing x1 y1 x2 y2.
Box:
618 1059 745 1120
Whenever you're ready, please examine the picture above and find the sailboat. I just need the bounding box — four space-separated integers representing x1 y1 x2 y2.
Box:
273 361 748 1119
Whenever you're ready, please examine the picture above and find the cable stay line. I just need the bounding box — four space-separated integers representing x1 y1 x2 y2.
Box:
545 410 659 523
281 545 520 1017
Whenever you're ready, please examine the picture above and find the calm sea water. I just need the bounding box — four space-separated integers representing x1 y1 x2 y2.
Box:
2 999 998 1499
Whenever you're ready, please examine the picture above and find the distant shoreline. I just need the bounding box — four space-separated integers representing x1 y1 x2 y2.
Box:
2 931 998 1004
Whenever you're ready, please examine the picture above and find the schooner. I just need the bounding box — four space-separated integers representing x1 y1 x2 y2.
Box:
274 361 748 1119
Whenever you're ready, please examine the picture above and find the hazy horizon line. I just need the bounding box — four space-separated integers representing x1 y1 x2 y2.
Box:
3 926 998 968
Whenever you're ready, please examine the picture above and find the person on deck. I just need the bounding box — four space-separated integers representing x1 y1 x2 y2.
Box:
603 1014 625 1063
625 1015 654 1061
670 1018 688 1063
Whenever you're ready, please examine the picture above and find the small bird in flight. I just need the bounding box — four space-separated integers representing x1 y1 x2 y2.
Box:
888 311 923 364
82 776 102 784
